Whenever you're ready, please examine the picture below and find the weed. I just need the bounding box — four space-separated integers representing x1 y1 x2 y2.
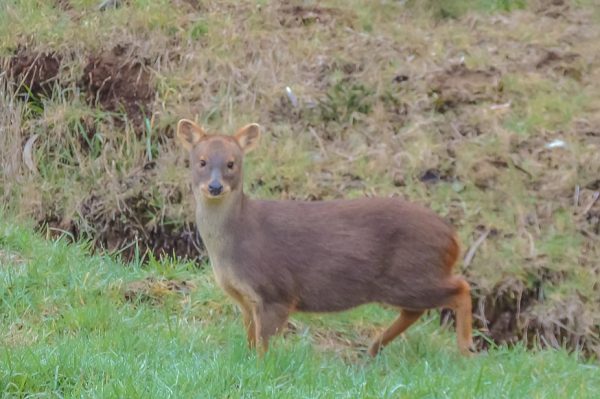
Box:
318 81 374 124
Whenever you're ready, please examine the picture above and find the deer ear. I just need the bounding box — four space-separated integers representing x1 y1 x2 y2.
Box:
177 119 206 150
235 123 261 154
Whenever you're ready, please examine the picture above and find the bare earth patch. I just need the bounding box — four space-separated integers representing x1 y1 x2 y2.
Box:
0 249 26 268
1 322 38 348
278 4 349 27
8 49 61 97
123 276 196 304
428 64 503 112
77 170 202 261
80 45 154 131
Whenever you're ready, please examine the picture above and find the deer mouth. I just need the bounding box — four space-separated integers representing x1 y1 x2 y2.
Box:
200 184 231 200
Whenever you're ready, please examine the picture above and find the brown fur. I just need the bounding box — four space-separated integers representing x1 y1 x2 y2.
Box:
176 119 474 356
445 233 461 270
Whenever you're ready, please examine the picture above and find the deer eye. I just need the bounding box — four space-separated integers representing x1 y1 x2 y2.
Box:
227 161 234 169
199 160 206 167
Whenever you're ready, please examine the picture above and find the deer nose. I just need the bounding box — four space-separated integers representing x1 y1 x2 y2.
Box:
208 181 223 196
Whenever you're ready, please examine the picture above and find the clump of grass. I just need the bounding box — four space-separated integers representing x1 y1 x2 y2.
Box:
318 80 374 124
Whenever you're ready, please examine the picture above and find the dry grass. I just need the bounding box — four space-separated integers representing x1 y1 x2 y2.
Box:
1 0 599 355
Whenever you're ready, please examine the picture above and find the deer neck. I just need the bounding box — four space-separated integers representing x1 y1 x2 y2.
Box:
194 189 246 262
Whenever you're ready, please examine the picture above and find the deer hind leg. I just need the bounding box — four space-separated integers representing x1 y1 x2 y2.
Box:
368 309 424 357
445 276 474 355
253 302 289 357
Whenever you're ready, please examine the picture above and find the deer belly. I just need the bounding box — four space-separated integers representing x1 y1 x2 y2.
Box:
295 280 377 312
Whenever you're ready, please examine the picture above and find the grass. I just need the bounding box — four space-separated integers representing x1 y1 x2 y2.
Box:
405 0 527 19
1 219 599 398
1 0 600 358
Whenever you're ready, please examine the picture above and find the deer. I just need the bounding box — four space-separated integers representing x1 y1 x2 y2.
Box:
176 119 474 357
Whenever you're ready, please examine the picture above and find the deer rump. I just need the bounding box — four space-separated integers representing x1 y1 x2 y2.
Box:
230 197 460 313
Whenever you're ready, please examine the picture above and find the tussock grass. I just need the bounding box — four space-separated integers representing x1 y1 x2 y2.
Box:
1 0 599 355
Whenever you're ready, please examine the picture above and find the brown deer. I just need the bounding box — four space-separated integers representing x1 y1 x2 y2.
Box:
176 119 474 357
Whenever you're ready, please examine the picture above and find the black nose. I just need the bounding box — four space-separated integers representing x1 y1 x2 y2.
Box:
208 181 223 196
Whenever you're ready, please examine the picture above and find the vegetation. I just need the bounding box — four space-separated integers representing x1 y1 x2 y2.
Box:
1 0 599 366
1 220 599 397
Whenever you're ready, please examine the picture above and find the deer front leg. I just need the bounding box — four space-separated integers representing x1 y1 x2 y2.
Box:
253 302 289 357
239 303 256 349
223 285 257 349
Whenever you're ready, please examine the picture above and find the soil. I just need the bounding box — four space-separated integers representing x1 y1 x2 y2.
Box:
77 186 203 261
278 4 348 27
428 64 502 112
80 45 154 131
123 276 196 304
470 157 509 190
8 49 61 97
7 44 154 131
53 0 71 11
41 214 203 263
39 166 203 262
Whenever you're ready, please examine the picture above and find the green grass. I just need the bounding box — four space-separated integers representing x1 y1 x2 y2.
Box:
1 220 599 398
405 0 527 19
1 0 600 364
